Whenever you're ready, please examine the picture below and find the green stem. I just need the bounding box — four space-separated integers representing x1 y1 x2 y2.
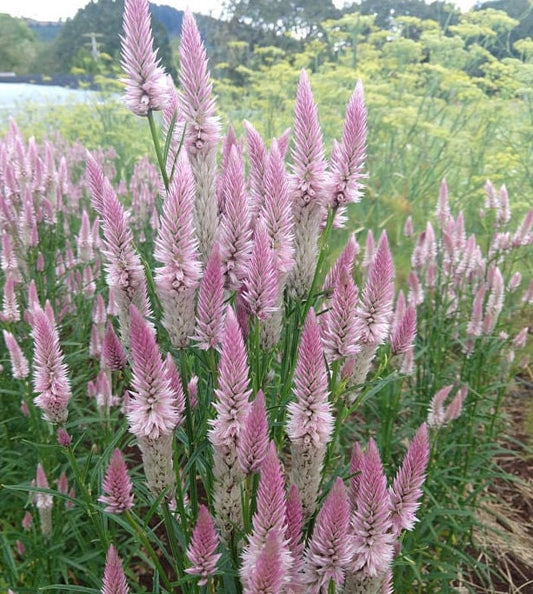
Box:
125 509 174 592
148 109 170 192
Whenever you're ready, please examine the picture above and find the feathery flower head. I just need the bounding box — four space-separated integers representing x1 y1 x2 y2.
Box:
99 449 134 514
244 529 285 594
32 304 72 424
244 120 267 217
351 439 393 577
444 386 467 423
35 463 52 509
57 427 72 447
164 353 186 427
121 0 169 116
209 306 252 448
127 305 179 439
436 178 451 229
389 424 429 536
193 243 225 350
323 233 358 295
327 80 367 208
304 477 354 591
102 544 130 594
355 231 395 346
241 221 279 321
1 273 20 323
390 305 417 356
237 389 269 474
287 309 333 448
427 385 454 428
3 330 29 379
185 505 221 586
102 322 127 371
179 10 220 154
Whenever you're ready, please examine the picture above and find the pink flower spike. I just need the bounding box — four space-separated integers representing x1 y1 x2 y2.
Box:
1 273 20 323
102 544 130 594
390 305 417 356
323 233 358 295
244 530 285 594
193 243 225 350
349 442 364 511
389 424 430 536
285 484 305 592
99 449 134 514
436 179 451 229
237 390 269 474
164 353 186 427
185 505 221 585
351 439 393 577
444 386 467 423
427 385 454 428
241 221 279 321
57 428 72 447
179 10 220 155
32 305 72 425
120 0 169 116
327 80 367 208
304 477 354 591
102 322 127 371
209 307 252 448
3 330 29 380
356 231 395 346
127 305 179 439
244 120 267 218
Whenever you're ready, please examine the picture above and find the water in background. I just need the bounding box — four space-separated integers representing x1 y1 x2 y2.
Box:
0 83 95 116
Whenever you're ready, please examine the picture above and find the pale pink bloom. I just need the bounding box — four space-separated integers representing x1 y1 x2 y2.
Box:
389 424 429 536
241 222 279 321
3 330 29 379
20 400 30 417
361 229 376 274
356 232 395 346
35 252 44 272
436 179 451 229
512 208 533 247
244 120 268 219
217 126 240 213
349 442 364 511
508 271 522 292
187 375 199 408
237 390 269 474
32 305 71 424
323 233 358 296
1 230 19 280
57 428 71 447
484 179 498 209
35 463 53 537
241 443 291 586
164 353 186 427
444 386 467 423
161 82 185 179
218 146 252 290
427 385 454 428
57 471 69 496
102 544 130 594
390 305 417 356
467 286 486 337
244 530 285 594
403 215 414 237
407 270 424 306
482 266 504 334
99 449 134 514
496 184 511 225
209 307 252 448
179 10 219 156
90 324 102 359
185 505 221 585
287 70 327 299
76 209 94 263
321 266 360 361
192 244 225 350
261 140 294 275
304 478 354 591
351 439 393 577
327 80 367 208
411 222 436 270
1 274 19 323
22 511 33 530
127 305 179 439
101 322 127 371
120 0 169 116
512 327 529 349
285 484 305 592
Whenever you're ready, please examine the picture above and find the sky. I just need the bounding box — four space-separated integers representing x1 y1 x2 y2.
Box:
2 0 481 23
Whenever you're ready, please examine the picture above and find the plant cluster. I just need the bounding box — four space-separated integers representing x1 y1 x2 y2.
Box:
0 1 531 592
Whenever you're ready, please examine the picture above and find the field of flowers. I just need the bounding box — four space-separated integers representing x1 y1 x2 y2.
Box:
0 0 532 592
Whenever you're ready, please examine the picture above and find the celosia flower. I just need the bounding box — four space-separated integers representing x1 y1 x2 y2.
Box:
57 428 71 447
218 146 252 290
427 385 454 428
22 511 33 530
389 424 429 536
99 449 134 514
244 530 285 594
120 0 168 116
327 80 367 208
404 215 414 237
390 305 417 356
185 505 221 585
127 305 179 439
287 310 333 516
436 179 451 229
348 441 364 511
241 221 279 321
35 463 53 537
241 442 291 585
304 477 354 591
1 273 19 323
287 70 327 299
444 386 467 423
483 266 504 334
102 322 127 371
244 120 268 219
3 330 29 379
323 233 358 296
193 243 225 350
164 353 185 427
102 544 130 594
355 232 395 346
351 439 393 577
285 484 305 593
237 390 269 475
32 304 72 424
